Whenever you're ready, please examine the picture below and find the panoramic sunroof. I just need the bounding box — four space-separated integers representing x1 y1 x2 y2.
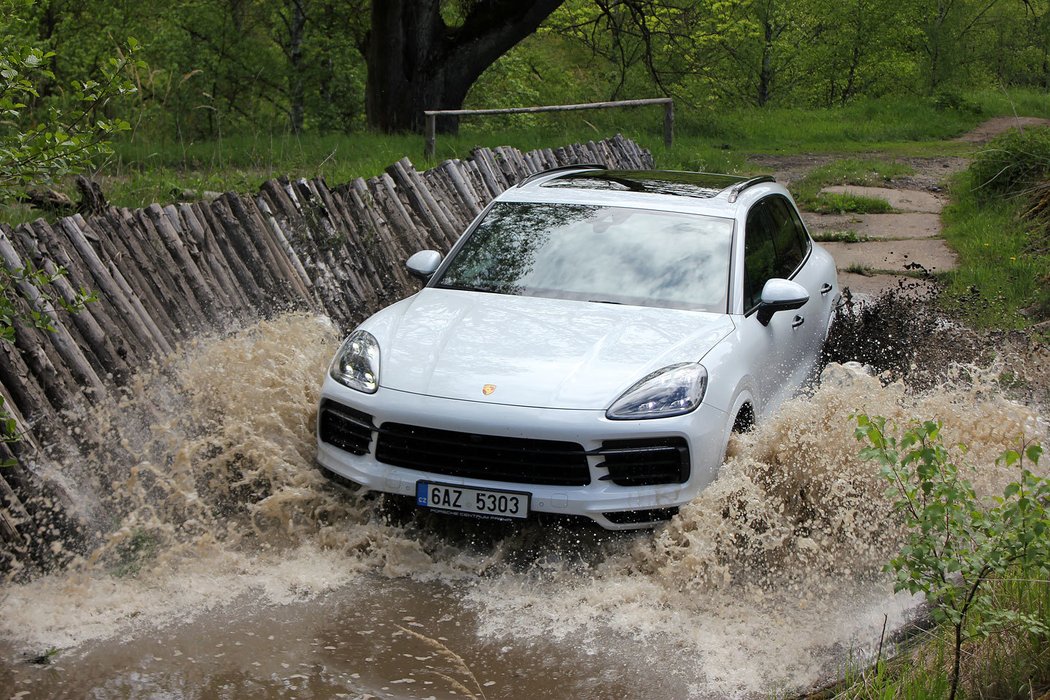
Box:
541 170 750 199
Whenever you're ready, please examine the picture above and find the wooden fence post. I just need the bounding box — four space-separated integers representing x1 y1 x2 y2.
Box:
663 100 674 149
424 114 437 160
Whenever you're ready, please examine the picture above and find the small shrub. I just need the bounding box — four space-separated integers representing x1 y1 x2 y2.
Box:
969 127 1050 201
933 90 981 115
855 416 1048 700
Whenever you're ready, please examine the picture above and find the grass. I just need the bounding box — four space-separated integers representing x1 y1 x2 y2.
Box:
844 262 877 276
938 170 1050 328
791 158 915 211
811 230 866 243
4 91 1020 223
832 573 1050 699
807 192 894 215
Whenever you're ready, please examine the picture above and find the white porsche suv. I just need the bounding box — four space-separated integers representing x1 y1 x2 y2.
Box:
316 167 839 529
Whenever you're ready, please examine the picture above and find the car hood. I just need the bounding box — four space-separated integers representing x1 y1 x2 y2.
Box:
364 288 734 410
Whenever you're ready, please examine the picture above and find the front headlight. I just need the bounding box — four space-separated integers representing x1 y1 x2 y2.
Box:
606 363 707 420
330 330 380 393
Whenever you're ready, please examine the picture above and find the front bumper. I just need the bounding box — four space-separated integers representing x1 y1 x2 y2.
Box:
316 379 729 530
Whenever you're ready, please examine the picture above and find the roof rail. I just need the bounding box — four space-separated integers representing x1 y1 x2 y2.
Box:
516 162 608 187
726 175 775 203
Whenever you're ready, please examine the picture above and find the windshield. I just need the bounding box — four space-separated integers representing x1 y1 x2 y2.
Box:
435 202 734 312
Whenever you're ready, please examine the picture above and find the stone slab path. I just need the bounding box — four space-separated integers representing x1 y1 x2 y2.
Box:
804 212 942 240
807 184 954 297
821 185 944 213
806 183 957 295
797 184 957 298
754 117 1050 299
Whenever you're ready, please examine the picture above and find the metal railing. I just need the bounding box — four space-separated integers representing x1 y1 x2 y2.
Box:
423 97 674 159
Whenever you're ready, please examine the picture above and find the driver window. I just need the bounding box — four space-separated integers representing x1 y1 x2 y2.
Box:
743 201 777 311
767 196 808 278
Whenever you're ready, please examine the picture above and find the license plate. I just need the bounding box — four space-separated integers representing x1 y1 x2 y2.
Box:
416 481 529 520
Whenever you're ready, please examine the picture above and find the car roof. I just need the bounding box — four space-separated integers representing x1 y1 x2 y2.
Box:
504 167 778 215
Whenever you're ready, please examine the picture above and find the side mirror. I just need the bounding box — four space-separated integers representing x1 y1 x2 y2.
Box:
406 250 442 281
756 278 809 326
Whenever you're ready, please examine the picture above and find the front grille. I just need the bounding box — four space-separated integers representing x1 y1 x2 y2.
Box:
597 437 690 486
375 423 590 486
603 507 680 525
318 400 375 455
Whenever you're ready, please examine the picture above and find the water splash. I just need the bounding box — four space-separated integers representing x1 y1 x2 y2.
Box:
0 312 1043 698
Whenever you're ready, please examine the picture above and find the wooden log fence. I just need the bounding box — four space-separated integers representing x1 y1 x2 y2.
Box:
0 135 654 573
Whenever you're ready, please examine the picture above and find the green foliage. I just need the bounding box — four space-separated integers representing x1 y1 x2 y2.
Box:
1 0 1048 149
811 230 864 243
836 570 1049 698
0 14 114 463
854 415 1049 700
807 192 893 215
0 263 98 343
843 262 875 276
56 98 986 217
970 87 1050 119
791 158 913 213
970 126 1050 200
0 22 140 204
933 89 981 114
940 169 1050 328
540 0 1047 112
947 127 1050 327
109 527 160 578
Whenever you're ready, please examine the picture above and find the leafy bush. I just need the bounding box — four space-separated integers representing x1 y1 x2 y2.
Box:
855 416 1048 700
969 127 1050 201
933 89 981 114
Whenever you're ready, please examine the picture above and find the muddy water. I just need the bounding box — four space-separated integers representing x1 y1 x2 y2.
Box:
0 313 1044 699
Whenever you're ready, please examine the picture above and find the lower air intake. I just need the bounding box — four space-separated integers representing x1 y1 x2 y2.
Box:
597 437 690 486
318 400 375 456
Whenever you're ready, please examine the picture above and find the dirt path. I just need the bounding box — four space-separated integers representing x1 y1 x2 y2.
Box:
751 117 1050 299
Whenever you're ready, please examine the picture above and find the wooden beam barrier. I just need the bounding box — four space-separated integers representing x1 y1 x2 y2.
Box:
423 98 673 160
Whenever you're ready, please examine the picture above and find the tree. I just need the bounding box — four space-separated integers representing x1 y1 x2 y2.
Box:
550 0 742 104
363 0 566 133
909 0 1004 93
0 5 132 457
0 7 139 203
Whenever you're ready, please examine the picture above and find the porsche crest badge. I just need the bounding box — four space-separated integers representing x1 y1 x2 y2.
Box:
482 384 496 396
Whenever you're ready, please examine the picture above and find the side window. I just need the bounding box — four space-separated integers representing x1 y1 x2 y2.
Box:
743 201 777 311
767 196 807 278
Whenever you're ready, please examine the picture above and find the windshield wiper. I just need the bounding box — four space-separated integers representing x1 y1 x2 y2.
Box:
588 298 624 305
438 283 494 293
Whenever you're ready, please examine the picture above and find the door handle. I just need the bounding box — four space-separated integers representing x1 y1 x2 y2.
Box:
792 315 805 328
820 283 833 296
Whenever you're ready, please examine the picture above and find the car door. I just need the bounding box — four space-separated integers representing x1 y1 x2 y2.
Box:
739 195 815 415
771 196 836 368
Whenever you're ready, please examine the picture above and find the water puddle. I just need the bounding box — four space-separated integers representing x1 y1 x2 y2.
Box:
0 312 1044 698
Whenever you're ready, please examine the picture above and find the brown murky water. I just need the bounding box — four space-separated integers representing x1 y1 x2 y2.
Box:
0 314 1044 699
